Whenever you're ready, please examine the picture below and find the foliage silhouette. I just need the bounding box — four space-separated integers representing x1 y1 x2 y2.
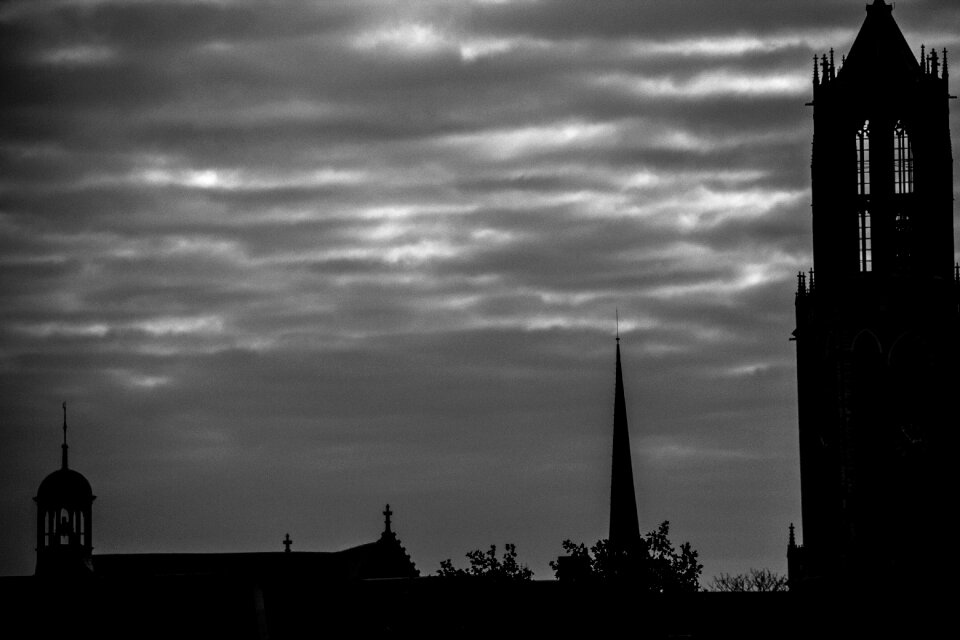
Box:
551 520 702 592
436 543 533 581
709 568 788 592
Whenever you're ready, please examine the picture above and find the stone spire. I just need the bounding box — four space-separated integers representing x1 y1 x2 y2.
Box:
609 335 641 548
838 0 921 87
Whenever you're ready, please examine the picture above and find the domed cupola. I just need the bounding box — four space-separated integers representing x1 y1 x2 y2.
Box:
34 403 95 576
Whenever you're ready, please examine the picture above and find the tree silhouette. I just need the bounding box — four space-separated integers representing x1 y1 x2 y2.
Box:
437 543 533 581
551 520 702 592
709 568 788 592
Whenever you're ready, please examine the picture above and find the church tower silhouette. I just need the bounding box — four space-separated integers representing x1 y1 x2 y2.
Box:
609 334 641 549
34 403 95 576
791 0 958 589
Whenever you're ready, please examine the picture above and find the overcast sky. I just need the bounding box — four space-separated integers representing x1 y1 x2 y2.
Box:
2 0 958 580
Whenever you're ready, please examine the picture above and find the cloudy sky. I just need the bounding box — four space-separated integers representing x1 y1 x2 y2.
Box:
2 0 958 580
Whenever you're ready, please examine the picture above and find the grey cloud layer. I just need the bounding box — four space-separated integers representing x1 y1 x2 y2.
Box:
2 0 958 579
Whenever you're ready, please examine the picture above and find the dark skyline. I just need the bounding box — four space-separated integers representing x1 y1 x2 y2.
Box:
2 0 958 580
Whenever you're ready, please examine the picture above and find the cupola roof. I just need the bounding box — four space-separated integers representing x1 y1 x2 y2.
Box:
35 402 94 504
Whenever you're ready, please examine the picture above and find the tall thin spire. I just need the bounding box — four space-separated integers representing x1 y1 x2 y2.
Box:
61 401 68 470
609 335 641 548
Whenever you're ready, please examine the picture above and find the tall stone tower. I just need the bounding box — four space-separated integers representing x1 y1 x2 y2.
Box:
792 0 958 590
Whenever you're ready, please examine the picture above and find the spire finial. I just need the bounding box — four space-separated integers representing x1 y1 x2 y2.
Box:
283 533 293 552
789 523 796 548
813 55 820 85
615 308 619 342
383 504 393 534
61 401 68 469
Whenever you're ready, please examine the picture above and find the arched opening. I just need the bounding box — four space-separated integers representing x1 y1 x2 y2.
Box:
892 122 914 270
59 508 71 545
856 120 871 196
44 510 52 547
855 121 872 272
858 210 872 272
893 121 913 194
888 332 932 453
894 211 912 267
886 331 940 552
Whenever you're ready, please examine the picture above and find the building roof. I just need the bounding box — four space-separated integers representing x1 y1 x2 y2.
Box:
839 0 920 91
90 508 419 581
92 535 419 581
35 467 94 505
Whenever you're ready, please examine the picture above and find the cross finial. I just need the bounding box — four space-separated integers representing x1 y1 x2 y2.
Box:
383 504 393 534
283 533 292 552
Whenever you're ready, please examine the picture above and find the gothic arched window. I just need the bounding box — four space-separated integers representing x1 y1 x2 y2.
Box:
856 120 870 196
893 121 913 194
859 209 872 272
855 121 872 272
895 211 912 267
